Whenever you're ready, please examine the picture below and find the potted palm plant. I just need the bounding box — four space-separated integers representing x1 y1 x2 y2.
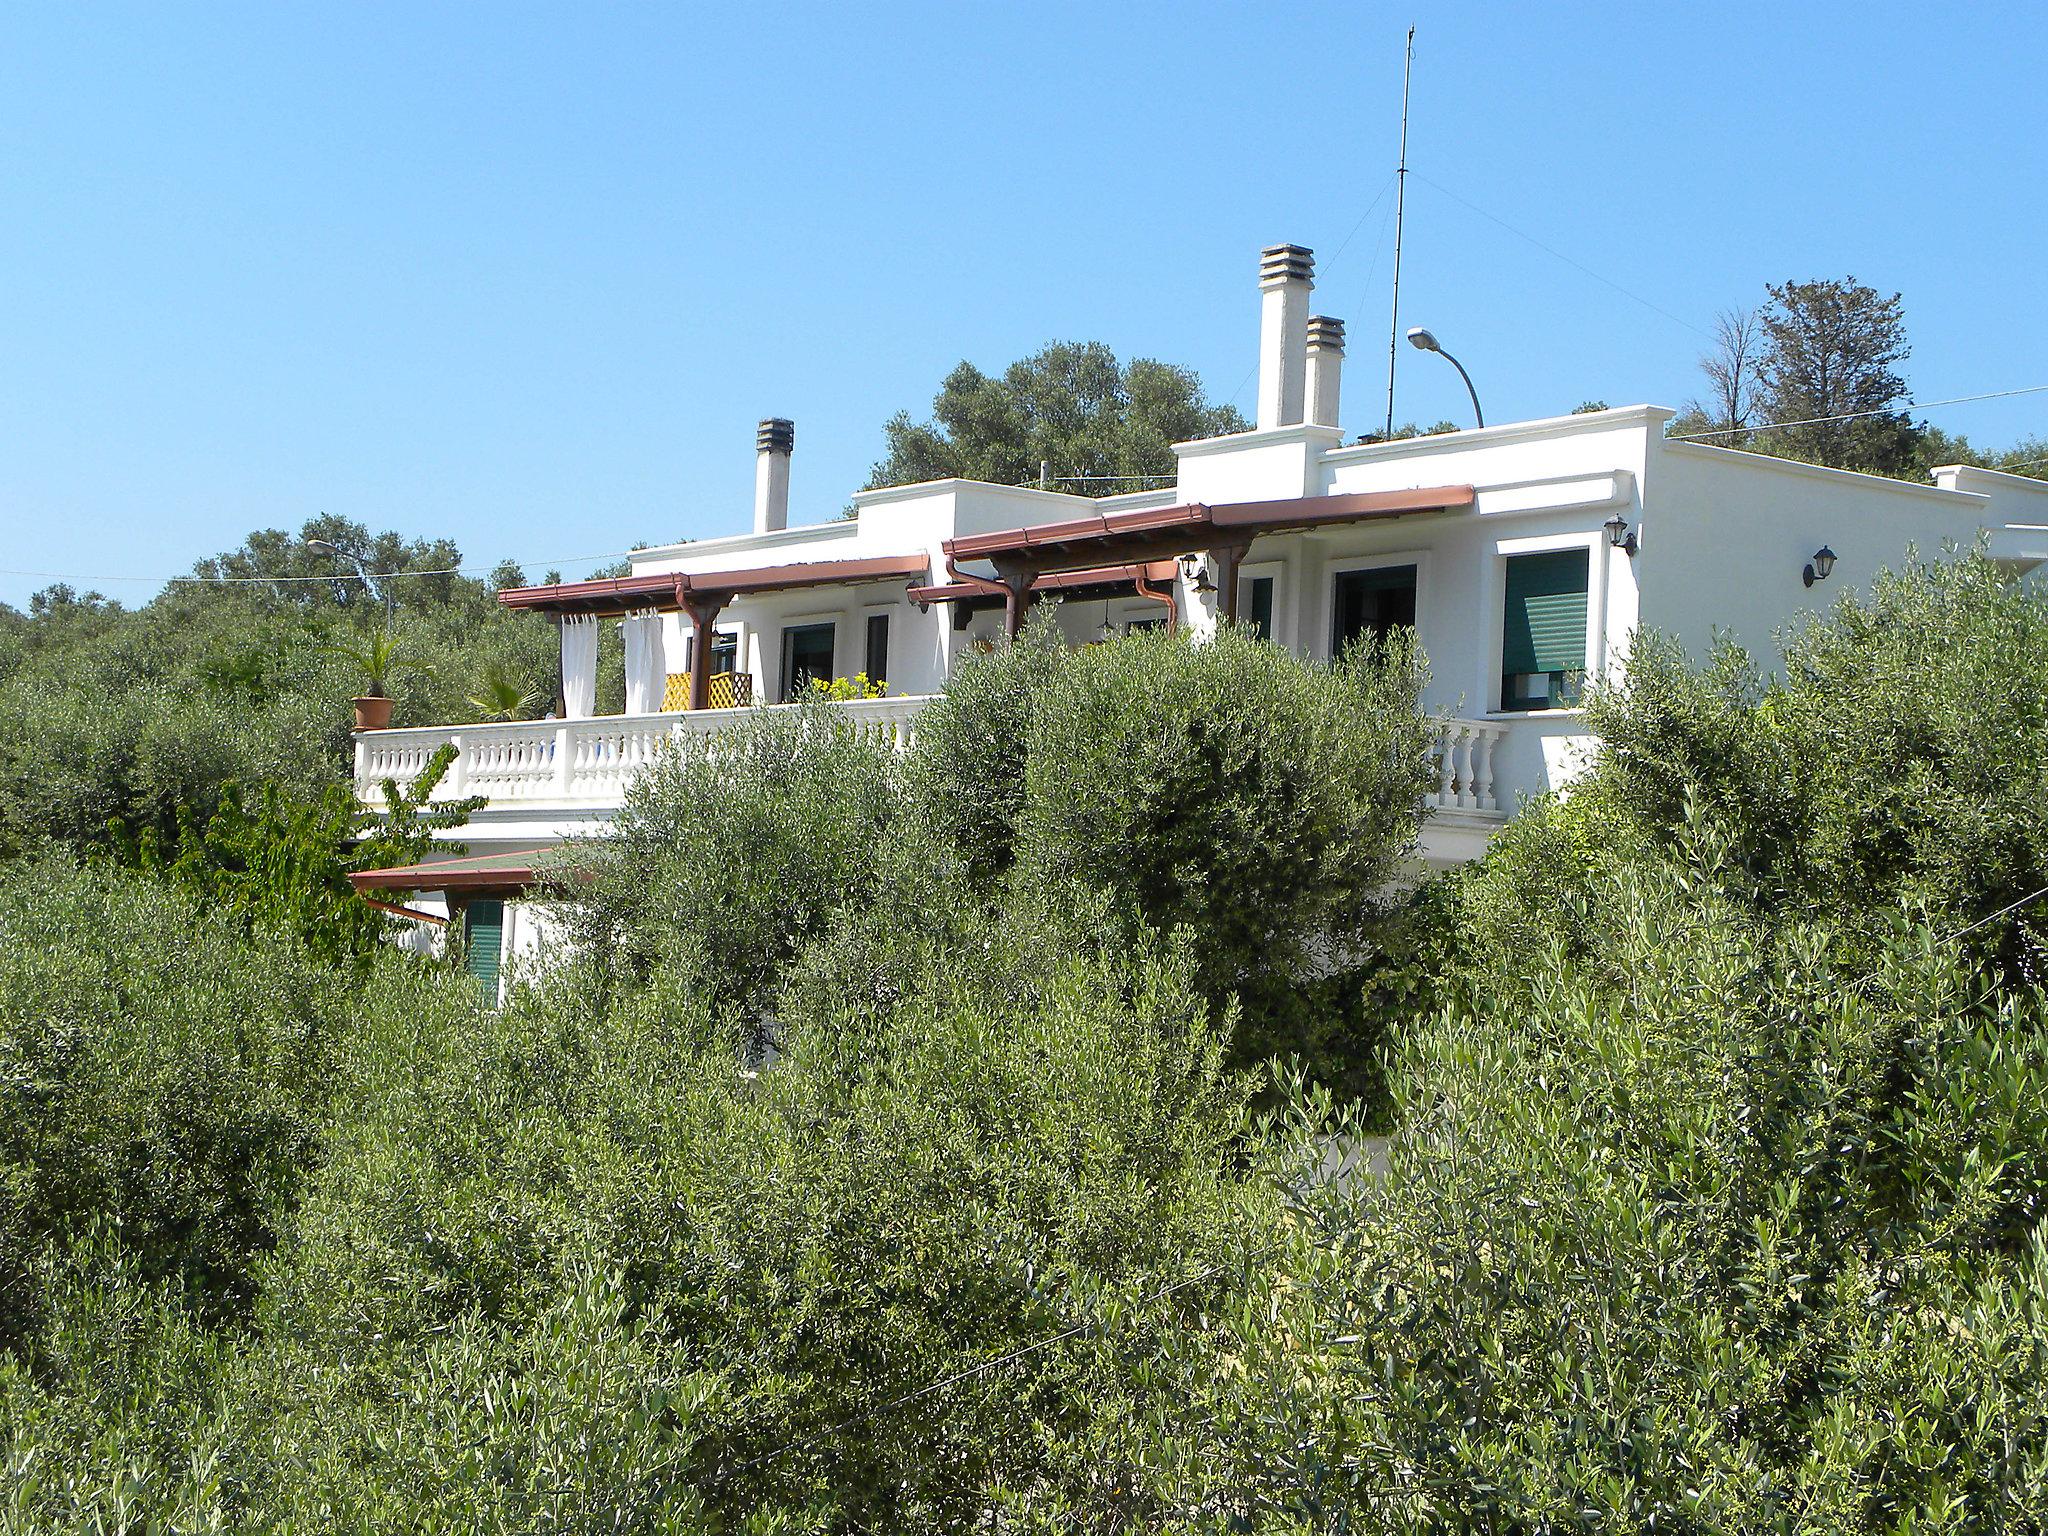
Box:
325 628 425 731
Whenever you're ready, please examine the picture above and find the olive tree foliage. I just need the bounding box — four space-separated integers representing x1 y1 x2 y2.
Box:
864 341 1247 498
551 697 908 1031
1476 550 2048 979
1088 822 2048 1533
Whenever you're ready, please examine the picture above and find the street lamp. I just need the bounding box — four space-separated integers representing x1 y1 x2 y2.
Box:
307 537 393 634
1405 326 1484 429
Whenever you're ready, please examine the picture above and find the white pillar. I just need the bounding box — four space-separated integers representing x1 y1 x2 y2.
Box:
754 418 793 534
1306 315 1345 429
1256 244 1314 430
560 615 599 719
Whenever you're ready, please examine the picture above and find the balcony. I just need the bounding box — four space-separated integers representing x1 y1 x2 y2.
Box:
354 698 1508 851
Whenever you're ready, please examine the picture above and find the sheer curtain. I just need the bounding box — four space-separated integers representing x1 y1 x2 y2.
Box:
622 611 667 714
560 615 600 719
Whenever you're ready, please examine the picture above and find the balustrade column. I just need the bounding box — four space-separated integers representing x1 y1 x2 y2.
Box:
553 724 575 797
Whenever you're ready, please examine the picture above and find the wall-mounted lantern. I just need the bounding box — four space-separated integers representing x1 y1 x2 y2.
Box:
1803 546 1836 588
1603 513 1637 557
1181 553 1217 595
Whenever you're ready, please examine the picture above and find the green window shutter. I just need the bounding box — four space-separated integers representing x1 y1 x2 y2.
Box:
1501 549 1589 710
463 900 505 1005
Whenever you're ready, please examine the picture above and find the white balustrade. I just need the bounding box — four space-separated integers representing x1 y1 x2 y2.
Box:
356 698 1503 821
1427 718 1506 814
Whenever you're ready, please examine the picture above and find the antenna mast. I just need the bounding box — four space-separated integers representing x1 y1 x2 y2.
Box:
1384 24 1415 440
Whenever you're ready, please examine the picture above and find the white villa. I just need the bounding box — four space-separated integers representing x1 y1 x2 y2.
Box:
350 243 2048 996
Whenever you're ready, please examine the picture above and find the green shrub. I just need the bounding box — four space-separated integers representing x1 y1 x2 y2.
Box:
904 609 1070 888
1112 827 2048 1530
257 930 1263 1529
0 861 360 1347
551 697 906 1027
1012 621 1432 1065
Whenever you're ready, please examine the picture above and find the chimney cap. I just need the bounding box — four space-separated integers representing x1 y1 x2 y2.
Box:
756 417 795 454
1259 243 1315 286
1307 315 1346 353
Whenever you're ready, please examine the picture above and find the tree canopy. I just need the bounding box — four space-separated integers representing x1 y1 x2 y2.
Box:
862 340 1247 497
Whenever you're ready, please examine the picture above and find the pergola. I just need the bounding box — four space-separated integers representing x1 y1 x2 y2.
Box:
498 554 930 711
907 559 1181 628
941 486 1477 636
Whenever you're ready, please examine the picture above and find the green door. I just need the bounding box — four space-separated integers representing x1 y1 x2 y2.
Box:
1501 549 1590 711
463 899 505 1007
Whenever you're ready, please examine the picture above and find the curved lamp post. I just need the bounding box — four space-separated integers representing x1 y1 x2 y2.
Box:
1405 326 1484 429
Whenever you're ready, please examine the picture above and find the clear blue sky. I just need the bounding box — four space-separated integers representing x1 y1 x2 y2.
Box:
3 1 2042 609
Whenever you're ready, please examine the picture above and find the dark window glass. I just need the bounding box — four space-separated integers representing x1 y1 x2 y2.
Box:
865 613 889 687
1246 576 1275 640
1331 563 1417 655
780 622 835 701
685 632 741 673
1500 548 1590 711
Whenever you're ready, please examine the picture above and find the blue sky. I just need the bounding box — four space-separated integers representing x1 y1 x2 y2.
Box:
2 2 2042 609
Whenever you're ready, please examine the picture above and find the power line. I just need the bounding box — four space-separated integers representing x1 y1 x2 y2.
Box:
1670 383 2048 442
1412 170 1713 341
0 549 642 589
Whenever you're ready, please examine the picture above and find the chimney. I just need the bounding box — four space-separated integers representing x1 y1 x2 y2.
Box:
1306 315 1345 429
1256 243 1314 430
753 417 793 534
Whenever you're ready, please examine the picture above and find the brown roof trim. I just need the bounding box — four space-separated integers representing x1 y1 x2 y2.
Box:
498 554 930 616
943 487 1474 572
349 845 554 896
908 559 1178 606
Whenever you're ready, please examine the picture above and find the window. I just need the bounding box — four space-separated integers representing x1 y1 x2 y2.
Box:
1500 548 1590 711
1245 575 1275 640
686 631 741 675
1331 563 1417 655
462 899 505 1008
864 613 890 688
780 622 835 701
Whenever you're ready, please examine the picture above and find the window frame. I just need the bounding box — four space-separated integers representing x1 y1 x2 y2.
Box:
1321 548 1431 661
777 616 839 702
1484 531 1607 716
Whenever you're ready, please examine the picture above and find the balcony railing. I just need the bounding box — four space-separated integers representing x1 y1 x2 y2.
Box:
354 697 1506 818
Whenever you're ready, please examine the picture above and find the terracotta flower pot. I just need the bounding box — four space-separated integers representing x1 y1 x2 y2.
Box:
352 694 393 731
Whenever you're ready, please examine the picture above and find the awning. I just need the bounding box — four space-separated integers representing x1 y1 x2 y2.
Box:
498 554 931 617
943 486 1474 574
349 846 558 900
907 559 1179 609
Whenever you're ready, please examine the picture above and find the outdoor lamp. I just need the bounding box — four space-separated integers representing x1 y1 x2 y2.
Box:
1604 513 1637 556
1182 554 1217 595
1804 545 1836 588
1405 325 1485 428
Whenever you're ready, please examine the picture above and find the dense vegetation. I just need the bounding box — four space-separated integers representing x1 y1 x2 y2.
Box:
3 539 2045 1530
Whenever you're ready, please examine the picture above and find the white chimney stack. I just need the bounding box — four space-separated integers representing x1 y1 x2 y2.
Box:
1306 315 1345 429
1256 243 1314 430
753 417 793 534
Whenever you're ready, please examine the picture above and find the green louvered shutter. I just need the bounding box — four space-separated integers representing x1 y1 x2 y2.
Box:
463 900 505 1006
1501 549 1589 711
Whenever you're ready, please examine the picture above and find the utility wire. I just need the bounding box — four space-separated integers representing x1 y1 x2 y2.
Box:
0 549 643 589
1412 171 1713 341
1669 384 2048 441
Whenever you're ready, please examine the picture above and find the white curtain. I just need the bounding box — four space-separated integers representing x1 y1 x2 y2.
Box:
622 611 667 715
560 615 600 719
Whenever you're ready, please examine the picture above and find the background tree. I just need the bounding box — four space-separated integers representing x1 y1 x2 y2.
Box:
1674 305 1765 445
863 341 1246 496
1752 277 1918 474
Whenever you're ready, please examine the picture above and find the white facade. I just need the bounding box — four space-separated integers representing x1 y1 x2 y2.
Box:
353 243 2048 931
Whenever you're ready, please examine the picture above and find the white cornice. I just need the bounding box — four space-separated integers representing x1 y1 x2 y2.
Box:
630 519 859 563
1319 404 1675 467
848 477 1099 511
1174 422 1348 459
1665 440 1986 510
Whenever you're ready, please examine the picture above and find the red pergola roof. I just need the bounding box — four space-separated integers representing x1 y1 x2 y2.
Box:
498 553 931 616
943 486 1475 573
907 559 1178 607
350 846 556 897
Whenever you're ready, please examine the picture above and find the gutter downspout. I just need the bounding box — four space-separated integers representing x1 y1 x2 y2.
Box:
1133 564 1179 632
